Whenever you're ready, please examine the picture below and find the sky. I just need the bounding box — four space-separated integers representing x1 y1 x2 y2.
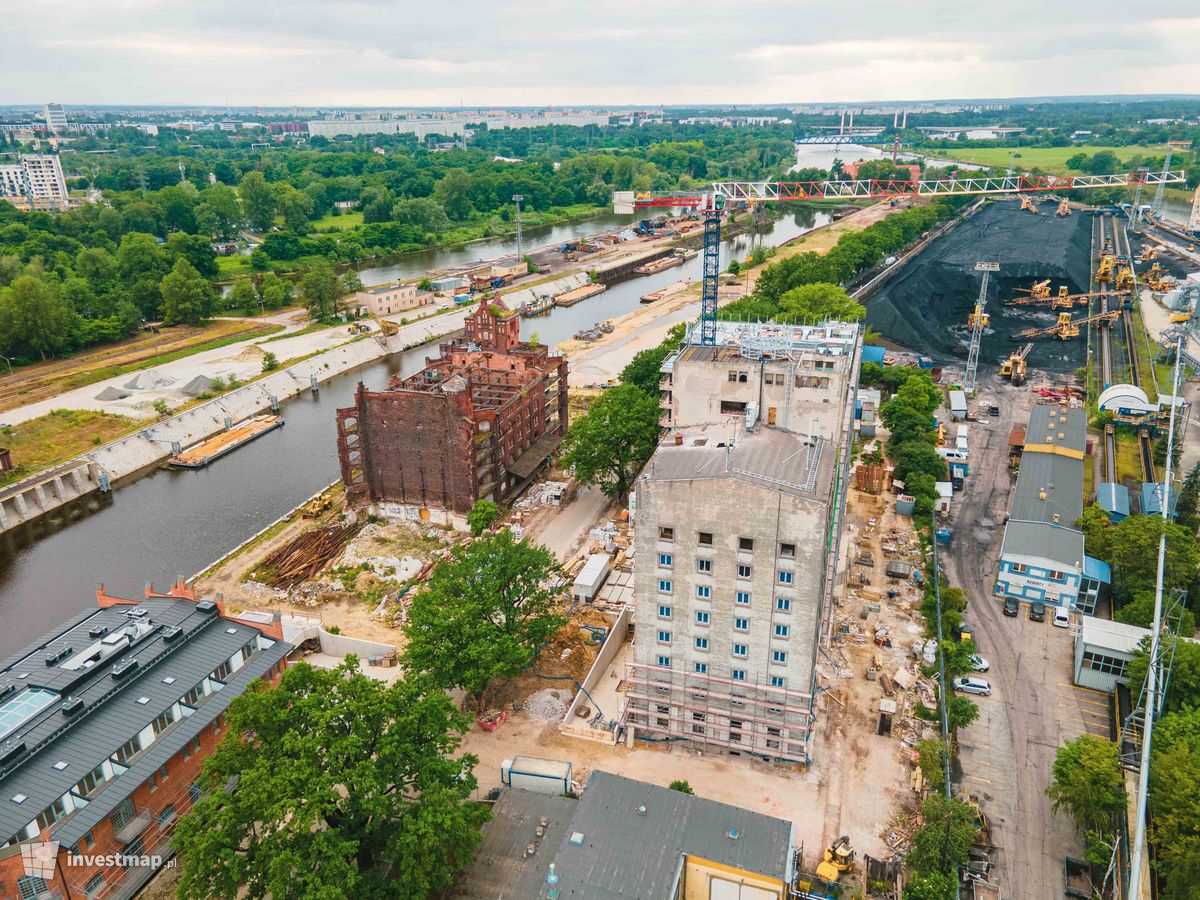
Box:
5 0 1200 108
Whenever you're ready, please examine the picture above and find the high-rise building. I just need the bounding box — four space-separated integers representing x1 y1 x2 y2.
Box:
0 154 69 210
43 103 67 134
623 320 860 766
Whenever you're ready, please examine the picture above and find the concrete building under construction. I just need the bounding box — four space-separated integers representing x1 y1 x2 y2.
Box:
625 320 861 765
335 301 568 523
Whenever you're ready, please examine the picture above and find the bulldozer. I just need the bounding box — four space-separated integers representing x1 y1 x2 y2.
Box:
1056 198 1071 217
1019 194 1038 214
815 836 857 883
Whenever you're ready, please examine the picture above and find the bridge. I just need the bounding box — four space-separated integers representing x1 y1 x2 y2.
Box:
795 130 885 145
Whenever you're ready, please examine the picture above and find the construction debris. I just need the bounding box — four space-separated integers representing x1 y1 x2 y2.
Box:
257 525 354 589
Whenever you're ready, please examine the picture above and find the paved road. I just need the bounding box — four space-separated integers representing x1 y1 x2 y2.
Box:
941 375 1090 900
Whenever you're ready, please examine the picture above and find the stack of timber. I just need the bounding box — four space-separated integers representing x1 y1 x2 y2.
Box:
259 525 353 589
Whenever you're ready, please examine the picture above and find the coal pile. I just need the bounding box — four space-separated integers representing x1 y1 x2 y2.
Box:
867 201 1092 374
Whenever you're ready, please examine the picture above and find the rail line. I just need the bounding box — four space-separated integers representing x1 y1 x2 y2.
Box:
1139 429 1156 484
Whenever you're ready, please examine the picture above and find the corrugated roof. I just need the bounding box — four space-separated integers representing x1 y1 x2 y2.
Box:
1078 616 1150 656
1000 521 1084 569
1023 404 1087 455
1097 483 1130 517
1009 451 1083 527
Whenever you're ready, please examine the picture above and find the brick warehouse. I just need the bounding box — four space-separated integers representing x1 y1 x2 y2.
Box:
0 582 289 900
336 300 568 520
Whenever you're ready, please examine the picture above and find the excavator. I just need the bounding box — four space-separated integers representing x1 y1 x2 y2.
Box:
1001 343 1033 385
371 316 400 337
815 836 857 883
1019 194 1039 214
1096 254 1116 286
1014 310 1120 340
1056 198 1071 217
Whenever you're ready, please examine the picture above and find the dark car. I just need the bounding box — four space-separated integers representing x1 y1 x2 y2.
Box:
1030 601 1047 622
1003 598 1019 617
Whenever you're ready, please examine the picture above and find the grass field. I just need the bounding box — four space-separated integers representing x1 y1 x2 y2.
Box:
217 255 254 276
0 409 136 488
920 144 1166 173
312 211 365 232
1115 432 1143 483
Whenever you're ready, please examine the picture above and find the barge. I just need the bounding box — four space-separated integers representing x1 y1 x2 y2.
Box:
520 295 553 317
168 414 284 469
634 254 685 276
553 283 607 307
640 279 691 303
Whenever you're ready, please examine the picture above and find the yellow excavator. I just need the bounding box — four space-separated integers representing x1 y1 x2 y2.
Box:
815 836 856 883
1056 198 1071 217
1001 343 1033 385
1019 195 1039 214
371 316 400 336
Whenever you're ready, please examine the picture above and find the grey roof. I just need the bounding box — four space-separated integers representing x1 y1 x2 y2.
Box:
1000 520 1084 569
1025 404 1087 454
0 596 290 846
536 771 793 898
1008 450 1083 527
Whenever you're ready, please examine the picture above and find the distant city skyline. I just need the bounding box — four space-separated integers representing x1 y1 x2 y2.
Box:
3 1 1198 107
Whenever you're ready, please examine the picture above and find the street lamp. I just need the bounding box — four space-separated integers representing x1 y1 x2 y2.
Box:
0 355 11 376
513 194 524 263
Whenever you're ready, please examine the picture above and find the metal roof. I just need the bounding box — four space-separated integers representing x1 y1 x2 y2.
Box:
1097 483 1130 517
1078 616 1150 656
1024 404 1087 455
1000 520 1084 570
0 596 290 845
1009 451 1083 527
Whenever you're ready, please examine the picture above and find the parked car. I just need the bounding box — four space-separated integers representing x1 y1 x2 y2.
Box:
1003 598 1019 617
1030 601 1047 622
1053 607 1072 628
953 676 992 696
970 655 990 673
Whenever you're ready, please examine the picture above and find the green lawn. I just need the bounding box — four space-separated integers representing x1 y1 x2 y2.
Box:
217 255 254 276
920 144 1167 174
312 211 365 232
0 410 136 488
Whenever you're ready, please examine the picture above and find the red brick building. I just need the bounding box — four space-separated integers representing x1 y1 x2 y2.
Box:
336 300 568 520
0 582 289 900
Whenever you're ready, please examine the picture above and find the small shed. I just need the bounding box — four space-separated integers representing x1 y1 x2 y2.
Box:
1074 617 1149 693
501 756 573 795
1141 482 1178 520
573 553 611 603
885 560 914 580
895 494 915 517
861 345 887 366
949 390 968 421
1097 483 1130 522
431 275 467 293
935 481 953 515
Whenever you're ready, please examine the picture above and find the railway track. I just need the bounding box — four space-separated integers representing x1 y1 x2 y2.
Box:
1139 429 1156 484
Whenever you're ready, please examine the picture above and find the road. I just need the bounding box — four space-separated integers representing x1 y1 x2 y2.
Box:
940 374 1091 900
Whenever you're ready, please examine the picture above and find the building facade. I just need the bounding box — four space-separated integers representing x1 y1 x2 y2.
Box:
336 301 568 522
0 155 69 210
0 582 289 900
626 321 860 765
43 104 67 134
347 283 431 318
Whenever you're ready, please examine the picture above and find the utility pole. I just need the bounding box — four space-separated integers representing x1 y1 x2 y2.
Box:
513 194 524 263
964 262 999 395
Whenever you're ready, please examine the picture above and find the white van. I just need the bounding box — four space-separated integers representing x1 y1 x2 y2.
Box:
1053 608 1072 628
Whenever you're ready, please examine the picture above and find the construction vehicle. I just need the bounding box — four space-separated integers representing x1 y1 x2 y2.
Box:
1019 194 1038 214
1096 254 1116 285
346 322 370 334
1115 265 1136 292
1056 198 1071 217
1000 343 1033 385
1018 279 1052 300
301 494 333 518
1140 246 1158 262
1170 310 1193 324
1014 309 1120 340
371 316 400 337
814 836 856 883
966 303 989 331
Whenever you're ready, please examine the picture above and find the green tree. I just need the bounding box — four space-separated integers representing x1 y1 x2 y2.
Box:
904 872 957 900
1076 505 1114 562
227 278 259 314
402 530 565 710
1110 515 1200 594
159 258 216 326
776 283 865 323
561 383 660 501
916 738 948 794
434 169 476 221
881 401 936 448
891 440 948 483
466 498 500 536
261 351 279 373
239 170 276 231
275 184 315 232
1176 462 1200 530
894 374 943 416
1115 591 1197 636
173 660 488 900
907 794 978 877
668 780 694 794
620 327 683 395
196 183 241 238
906 472 940 517
1129 636 1200 714
259 272 292 310
393 197 451 233
299 261 342 320
0 275 75 360
1046 735 1125 835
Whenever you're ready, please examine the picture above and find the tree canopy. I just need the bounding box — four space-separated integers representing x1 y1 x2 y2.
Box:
561 383 660 501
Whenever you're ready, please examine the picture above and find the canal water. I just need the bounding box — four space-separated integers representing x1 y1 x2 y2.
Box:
0 205 833 656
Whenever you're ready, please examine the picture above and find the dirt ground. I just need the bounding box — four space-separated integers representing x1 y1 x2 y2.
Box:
488 606 611 710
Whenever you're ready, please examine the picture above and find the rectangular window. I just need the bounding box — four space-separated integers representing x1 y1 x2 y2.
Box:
696 585 711 599
772 650 788 664
720 400 748 414
656 655 671 668
694 637 708 650
695 611 710 625
737 563 752 579
75 763 108 798
658 579 672 593
734 617 749 631
157 804 177 827
698 531 713 546
35 797 67 831
81 830 94 850
658 553 673 568
697 558 712 573
658 604 672 619
189 781 203 804
85 874 105 899
182 736 201 760
152 708 176 736
212 660 233 682
658 526 674 541
728 370 738 382
770 676 786 688
180 682 205 707
776 597 792 611
1010 562 1028 575
733 643 748 657
736 591 751 606
732 669 747 682
159 763 168 782
111 797 136 830
739 537 754 552
778 570 794 585
657 630 671 644
694 662 708 674
113 735 142 765
780 542 796 558
775 624 790 638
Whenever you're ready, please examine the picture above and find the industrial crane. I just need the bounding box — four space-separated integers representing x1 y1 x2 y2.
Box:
614 168 1186 346
964 262 999 395
1019 194 1039 214
1016 279 1052 299
1005 287 1129 310
1056 198 1071 217
1000 343 1033 385
1014 309 1120 340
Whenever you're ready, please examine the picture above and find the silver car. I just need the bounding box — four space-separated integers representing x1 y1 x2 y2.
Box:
953 676 992 696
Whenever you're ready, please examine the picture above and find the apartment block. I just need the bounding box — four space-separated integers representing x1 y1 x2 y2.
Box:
0 155 69 211
625 320 860 765
347 283 432 318
43 104 67 135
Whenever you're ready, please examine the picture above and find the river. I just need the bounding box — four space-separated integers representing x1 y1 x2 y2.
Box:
0 205 833 656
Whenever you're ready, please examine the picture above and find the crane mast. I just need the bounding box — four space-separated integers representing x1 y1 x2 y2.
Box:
965 262 999 395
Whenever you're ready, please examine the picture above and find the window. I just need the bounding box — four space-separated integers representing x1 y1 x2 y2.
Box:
17 876 49 900
85 873 105 898
657 630 671 644
1047 569 1065 581
694 637 709 650
692 712 706 722
35 797 67 831
240 644 254 663
692 724 705 734
123 835 144 865
658 526 674 541
771 676 786 687
728 370 738 382
157 804 177 827
1081 650 1128 677
180 681 205 707
698 531 713 546
152 708 176 736
189 781 203 804
734 617 749 631
697 558 712 573
730 719 743 730
736 591 751 606
657 604 672 619
81 830 94 850
720 400 748 414
211 660 233 682
696 585 711 599
695 611 710 625
111 797 137 830
213 713 225 734
772 650 788 664
75 763 108 798
658 553 673 568
182 737 201 760
695 662 708 674
158 763 169 782
656 655 671 669
775 624 790 638
113 735 142 765
733 644 748 658
656 717 669 727
658 579 672 593
149 772 158 793
776 597 792 612
778 570 794 585
739 537 754 552
737 564 752 579
657 704 670 714
780 542 796 558
738 372 748 383
1010 562 1029 575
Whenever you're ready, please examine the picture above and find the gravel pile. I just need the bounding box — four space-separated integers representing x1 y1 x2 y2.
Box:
525 688 570 723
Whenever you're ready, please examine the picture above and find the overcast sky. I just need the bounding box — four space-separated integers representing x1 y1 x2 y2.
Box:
5 0 1199 108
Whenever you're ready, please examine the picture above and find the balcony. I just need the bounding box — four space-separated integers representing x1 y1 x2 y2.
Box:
113 809 151 844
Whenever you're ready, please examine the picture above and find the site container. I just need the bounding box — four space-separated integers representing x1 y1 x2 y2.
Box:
501 755 573 795
573 553 611 602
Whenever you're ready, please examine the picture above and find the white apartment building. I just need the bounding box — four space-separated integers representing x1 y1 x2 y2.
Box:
624 320 860 765
44 102 67 134
0 154 69 209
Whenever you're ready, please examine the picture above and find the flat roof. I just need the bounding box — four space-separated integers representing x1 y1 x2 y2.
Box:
1078 616 1150 656
1024 404 1087 455
1098 482 1131 517
1009 451 1084 527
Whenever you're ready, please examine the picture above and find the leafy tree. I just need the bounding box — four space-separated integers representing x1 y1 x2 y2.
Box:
944 694 979 733
620 327 683 395
1176 462 1200 530
434 169 476 221
916 737 948 794
0 275 75 360
466 498 500 536
159 258 216 326
166 232 219 279
299 261 343 320
561 383 660 501
1046 735 1125 835
1115 591 1197 636
227 278 259 314
275 184 315 233
259 272 292 310
727 259 741 276
195 183 242 238
668 780 694 794
1129 636 1200 714
894 374 943 416
776 283 865 322
1076 506 1114 562
906 472 940 517
904 872 957 900
402 530 565 710
239 170 276 231
1110 515 1200 594
907 794 978 877
881 400 936 448
891 440 947 483
393 198 450 233
173 660 488 899
261 351 279 373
